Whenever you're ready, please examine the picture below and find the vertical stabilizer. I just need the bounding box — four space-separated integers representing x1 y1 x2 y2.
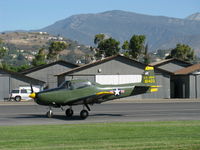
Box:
141 66 158 92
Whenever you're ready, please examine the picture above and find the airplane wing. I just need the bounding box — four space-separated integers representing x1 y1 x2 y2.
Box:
64 91 114 105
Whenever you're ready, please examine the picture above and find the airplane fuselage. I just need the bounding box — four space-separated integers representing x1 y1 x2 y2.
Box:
34 83 135 106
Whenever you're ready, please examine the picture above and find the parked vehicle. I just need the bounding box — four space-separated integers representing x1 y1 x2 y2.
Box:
10 86 41 101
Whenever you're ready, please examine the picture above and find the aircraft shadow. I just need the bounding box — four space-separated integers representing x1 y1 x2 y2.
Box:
90 113 123 117
12 114 83 121
12 113 123 121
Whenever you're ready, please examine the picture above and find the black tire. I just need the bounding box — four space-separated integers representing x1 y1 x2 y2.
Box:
46 110 53 118
15 96 21 102
65 108 73 117
80 110 89 119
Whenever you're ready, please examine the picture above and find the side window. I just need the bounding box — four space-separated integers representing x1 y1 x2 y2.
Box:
12 90 19 93
21 89 27 93
27 89 32 93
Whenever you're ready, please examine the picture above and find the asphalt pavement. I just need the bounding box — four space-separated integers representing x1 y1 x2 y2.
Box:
0 101 200 126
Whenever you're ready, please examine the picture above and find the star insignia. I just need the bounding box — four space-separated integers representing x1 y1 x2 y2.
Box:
114 88 121 96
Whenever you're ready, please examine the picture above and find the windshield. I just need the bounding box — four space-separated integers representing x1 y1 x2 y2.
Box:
59 80 93 90
59 81 71 89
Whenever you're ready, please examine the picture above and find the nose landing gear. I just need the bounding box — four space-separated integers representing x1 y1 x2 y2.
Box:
46 107 53 118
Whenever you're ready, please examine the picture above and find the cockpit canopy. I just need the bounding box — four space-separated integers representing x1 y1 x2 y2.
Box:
59 80 94 90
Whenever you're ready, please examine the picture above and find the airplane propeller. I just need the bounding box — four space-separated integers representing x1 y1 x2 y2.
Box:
30 84 34 93
29 84 36 99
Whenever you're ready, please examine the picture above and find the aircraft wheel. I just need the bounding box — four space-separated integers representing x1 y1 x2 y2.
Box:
46 110 53 118
80 110 89 119
65 108 73 117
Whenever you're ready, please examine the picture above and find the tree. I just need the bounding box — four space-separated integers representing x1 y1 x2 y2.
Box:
167 44 195 62
94 34 105 45
143 43 151 64
122 40 129 51
32 48 46 66
0 40 7 59
97 38 120 57
129 35 146 59
47 41 68 61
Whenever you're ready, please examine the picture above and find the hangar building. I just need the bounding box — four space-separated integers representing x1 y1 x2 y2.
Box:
57 55 172 99
150 58 200 98
173 63 200 99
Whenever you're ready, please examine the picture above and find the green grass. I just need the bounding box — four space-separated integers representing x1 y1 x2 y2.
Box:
1 121 200 150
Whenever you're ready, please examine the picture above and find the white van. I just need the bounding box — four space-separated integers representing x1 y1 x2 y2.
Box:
10 86 41 101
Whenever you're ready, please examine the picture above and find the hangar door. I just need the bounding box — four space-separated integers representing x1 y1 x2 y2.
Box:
96 75 142 85
0 75 10 100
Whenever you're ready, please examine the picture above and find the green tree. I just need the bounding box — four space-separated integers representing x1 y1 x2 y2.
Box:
143 43 151 64
129 35 146 59
47 41 68 61
32 48 46 66
122 40 129 51
0 40 7 59
167 44 195 62
94 34 105 45
97 38 120 57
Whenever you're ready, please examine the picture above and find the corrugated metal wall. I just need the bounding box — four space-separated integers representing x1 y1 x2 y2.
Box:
0 75 10 100
189 74 200 99
73 58 145 75
26 64 73 89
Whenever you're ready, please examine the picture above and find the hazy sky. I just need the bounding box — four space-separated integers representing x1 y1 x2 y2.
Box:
0 0 199 32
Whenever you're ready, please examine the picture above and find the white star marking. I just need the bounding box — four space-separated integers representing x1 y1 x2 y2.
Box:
114 88 121 96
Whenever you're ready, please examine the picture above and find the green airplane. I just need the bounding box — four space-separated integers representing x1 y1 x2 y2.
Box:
29 66 159 119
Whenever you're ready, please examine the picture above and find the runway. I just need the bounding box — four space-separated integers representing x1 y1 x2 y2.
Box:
1 102 200 126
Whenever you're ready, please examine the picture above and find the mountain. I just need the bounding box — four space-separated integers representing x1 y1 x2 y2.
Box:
186 13 200 21
39 10 200 53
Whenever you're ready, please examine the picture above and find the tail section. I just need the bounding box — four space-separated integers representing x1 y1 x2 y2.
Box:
132 66 159 95
142 66 156 85
141 66 159 92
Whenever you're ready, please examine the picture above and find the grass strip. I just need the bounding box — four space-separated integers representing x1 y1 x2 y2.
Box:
0 121 200 150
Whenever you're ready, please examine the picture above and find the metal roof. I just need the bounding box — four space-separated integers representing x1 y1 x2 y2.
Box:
174 63 200 75
20 60 79 74
0 68 45 85
150 58 192 67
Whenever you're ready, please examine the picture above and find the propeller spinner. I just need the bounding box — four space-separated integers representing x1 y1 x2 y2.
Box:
29 84 36 99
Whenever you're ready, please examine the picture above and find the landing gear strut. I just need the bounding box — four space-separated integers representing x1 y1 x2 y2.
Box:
46 107 53 118
65 107 74 117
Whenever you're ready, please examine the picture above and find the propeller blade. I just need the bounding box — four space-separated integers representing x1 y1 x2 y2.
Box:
30 84 34 93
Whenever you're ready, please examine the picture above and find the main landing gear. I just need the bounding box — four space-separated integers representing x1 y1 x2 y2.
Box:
65 107 74 117
46 104 91 119
65 104 90 119
80 110 89 119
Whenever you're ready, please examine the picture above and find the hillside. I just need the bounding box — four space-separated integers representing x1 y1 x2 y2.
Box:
0 32 91 64
39 10 200 53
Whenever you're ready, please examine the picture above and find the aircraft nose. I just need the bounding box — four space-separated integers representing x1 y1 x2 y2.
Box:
29 93 36 99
